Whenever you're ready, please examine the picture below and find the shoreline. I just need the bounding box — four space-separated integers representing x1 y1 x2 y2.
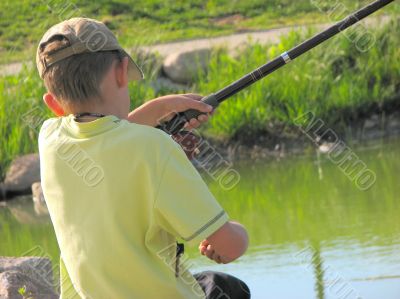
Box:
203 106 400 162
0 95 399 200
0 109 399 201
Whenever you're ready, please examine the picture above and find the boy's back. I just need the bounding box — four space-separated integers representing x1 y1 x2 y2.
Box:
36 17 249 299
40 115 228 298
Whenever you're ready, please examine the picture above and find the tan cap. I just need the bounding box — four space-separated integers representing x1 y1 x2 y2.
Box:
36 17 144 81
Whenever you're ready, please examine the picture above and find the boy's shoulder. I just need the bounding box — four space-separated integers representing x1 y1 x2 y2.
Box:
38 115 178 154
120 119 177 149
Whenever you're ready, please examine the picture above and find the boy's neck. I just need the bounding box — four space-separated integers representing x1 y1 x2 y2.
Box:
66 101 128 121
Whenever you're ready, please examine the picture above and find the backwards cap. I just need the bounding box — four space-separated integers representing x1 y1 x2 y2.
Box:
36 17 144 81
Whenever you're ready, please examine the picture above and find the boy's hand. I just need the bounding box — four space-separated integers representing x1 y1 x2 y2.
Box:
127 94 213 129
198 221 249 264
199 240 229 264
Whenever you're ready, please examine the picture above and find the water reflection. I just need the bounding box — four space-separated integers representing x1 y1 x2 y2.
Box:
197 137 400 298
1 138 400 299
311 244 325 299
192 239 400 299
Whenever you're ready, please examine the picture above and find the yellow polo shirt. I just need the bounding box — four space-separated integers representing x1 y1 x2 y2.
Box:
38 114 229 299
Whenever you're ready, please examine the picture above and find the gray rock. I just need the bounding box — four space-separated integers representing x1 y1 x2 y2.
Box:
387 112 400 131
31 183 44 203
1 154 40 199
0 257 53 285
31 182 49 216
0 271 58 299
318 142 337 154
163 48 211 84
363 114 380 130
0 257 58 299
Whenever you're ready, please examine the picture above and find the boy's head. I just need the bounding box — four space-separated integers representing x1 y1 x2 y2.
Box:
36 18 143 117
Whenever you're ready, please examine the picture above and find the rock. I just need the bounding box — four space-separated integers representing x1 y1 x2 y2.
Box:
0 271 58 299
163 48 211 84
0 257 54 287
31 182 49 216
4 154 40 189
363 114 380 130
31 182 44 203
1 154 40 200
387 112 400 131
318 142 336 154
0 257 58 299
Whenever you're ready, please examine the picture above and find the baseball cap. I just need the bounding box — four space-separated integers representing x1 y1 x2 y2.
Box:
36 17 144 81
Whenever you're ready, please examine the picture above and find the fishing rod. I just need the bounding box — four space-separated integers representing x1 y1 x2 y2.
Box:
157 0 395 135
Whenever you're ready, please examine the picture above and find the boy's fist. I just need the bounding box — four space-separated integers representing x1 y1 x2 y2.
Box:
128 93 213 129
199 240 229 264
161 93 213 130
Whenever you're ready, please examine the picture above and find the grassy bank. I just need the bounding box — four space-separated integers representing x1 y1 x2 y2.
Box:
0 17 399 179
198 18 400 139
1 0 398 64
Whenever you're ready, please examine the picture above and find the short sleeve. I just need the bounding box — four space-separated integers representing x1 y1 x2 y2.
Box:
154 140 229 245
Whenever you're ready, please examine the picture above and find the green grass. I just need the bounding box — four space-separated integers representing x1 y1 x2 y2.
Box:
1 0 398 64
197 17 400 139
0 17 399 179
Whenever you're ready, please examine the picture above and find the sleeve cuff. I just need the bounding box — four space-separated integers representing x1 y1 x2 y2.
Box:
181 210 229 246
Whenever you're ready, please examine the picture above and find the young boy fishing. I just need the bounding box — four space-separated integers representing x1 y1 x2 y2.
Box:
36 18 250 299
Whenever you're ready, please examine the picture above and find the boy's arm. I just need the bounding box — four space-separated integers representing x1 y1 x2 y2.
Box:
153 116 249 265
127 94 213 129
199 221 249 264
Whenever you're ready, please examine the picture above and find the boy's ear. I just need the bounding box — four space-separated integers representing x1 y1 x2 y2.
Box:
115 56 129 88
43 93 65 116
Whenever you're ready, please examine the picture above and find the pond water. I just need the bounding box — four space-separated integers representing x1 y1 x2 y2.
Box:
1 137 399 299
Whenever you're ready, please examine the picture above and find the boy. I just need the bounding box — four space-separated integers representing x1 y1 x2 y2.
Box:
37 18 250 299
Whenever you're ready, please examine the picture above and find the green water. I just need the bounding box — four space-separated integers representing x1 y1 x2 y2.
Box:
1 138 399 299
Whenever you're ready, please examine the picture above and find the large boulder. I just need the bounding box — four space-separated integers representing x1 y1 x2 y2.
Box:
163 48 211 84
32 182 49 216
0 257 58 299
1 154 40 200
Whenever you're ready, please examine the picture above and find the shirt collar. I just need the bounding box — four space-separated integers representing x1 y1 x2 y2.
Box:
62 114 121 138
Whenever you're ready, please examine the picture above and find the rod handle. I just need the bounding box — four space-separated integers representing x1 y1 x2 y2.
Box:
157 94 219 135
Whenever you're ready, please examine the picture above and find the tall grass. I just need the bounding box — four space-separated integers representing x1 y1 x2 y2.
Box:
196 18 399 138
0 18 399 178
0 67 48 178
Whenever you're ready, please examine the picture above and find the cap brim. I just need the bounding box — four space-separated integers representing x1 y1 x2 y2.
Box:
121 50 144 81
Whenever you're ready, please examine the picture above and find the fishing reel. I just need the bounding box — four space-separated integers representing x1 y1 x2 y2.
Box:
171 130 201 161
157 94 218 160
